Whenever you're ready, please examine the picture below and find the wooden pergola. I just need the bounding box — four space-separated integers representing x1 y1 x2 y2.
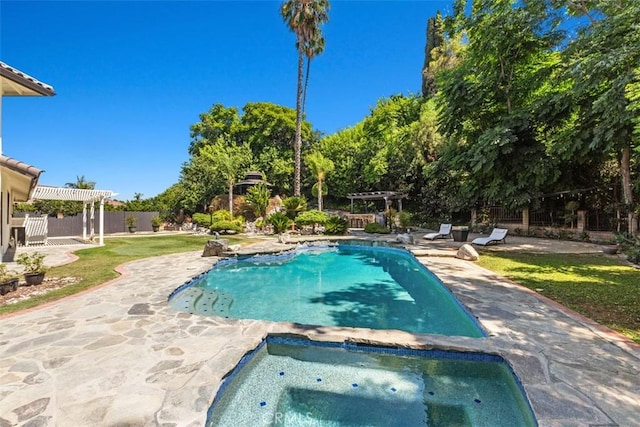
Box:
346 191 408 213
30 186 117 245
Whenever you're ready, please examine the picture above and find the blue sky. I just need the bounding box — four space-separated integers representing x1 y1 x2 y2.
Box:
1 0 452 201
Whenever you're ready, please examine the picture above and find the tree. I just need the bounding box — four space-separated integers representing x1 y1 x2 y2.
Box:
302 25 325 112
305 150 334 211
179 154 221 213
199 138 252 215
188 104 239 156
65 175 95 190
318 123 368 198
435 0 564 209
236 102 313 194
281 0 330 196
421 11 445 98
360 94 423 192
547 0 640 233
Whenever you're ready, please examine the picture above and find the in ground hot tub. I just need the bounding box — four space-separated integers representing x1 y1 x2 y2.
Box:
207 336 537 427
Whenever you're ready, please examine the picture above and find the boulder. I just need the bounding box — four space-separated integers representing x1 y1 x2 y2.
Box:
202 239 229 257
456 243 479 261
395 233 415 245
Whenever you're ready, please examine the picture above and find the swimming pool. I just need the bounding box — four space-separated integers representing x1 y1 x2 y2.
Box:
207 336 538 426
169 244 484 337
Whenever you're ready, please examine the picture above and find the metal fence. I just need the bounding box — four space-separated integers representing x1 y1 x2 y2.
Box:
530 209 563 227
486 206 523 223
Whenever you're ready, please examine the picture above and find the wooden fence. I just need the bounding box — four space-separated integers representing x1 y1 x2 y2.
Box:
14 212 160 238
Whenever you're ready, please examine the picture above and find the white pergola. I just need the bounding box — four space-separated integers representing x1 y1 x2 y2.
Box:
31 186 117 245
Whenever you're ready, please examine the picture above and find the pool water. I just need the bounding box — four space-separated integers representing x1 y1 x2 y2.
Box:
169 245 483 337
207 337 538 427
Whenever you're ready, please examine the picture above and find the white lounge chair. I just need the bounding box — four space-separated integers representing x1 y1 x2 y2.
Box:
423 223 452 240
471 228 508 246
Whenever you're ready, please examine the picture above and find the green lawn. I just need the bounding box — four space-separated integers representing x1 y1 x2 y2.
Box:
0 234 254 316
477 253 640 343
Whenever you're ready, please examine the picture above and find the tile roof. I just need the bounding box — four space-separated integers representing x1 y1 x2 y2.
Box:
0 61 56 96
0 154 44 179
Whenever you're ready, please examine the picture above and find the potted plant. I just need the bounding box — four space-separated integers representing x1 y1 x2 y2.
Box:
16 252 47 286
451 225 470 242
151 216 162 232
0 263 19 295
125 214 138 233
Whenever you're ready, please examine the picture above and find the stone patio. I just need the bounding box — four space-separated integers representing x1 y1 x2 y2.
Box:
0 235 638 426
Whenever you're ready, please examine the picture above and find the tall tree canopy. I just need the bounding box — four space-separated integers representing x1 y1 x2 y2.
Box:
436 0 564 209
421 11 445 98
178 102 315 215
552 0 640 232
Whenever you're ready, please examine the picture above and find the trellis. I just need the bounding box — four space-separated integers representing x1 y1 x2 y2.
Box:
30 186 117 245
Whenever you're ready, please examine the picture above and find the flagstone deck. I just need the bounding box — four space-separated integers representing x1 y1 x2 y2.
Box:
0 236 638 426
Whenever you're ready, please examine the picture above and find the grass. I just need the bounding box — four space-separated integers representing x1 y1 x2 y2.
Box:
0 234 254 316
477 252 640 343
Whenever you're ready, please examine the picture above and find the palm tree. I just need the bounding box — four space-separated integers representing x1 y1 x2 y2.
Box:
302 29 325 112
281 0 330 196
305 150 334 211
64 175 96 190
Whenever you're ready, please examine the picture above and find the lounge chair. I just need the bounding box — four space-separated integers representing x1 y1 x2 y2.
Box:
423 223 452 240
471 228 508 246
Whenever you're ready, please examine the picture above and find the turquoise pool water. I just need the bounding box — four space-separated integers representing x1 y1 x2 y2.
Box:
169 244 484 337
207 337 538 427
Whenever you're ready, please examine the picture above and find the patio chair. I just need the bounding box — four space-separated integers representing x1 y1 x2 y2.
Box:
471 228 508 246
423 223 452 240
24 214 48 247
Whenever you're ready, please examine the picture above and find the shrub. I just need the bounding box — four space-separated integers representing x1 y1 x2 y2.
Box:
295 210 329 226
364 222 390 234
268 212 292 234
209 220 243 233
324 216 348 235
579 231 591 242
0 263 17 281
191 212 212 227
16 252 47 274
398 211 412 229
282 196 307 219
245 183 271 218
615 232 640 265
558 229 574 241
151 216 163 227
202 209 245 233
125 215 137 227
212 209 234 222
296 210 329 233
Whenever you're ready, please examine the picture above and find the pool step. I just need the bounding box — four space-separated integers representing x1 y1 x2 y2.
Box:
168 287 233 318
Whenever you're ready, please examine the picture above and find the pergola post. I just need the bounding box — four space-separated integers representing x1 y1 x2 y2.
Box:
99 197 105 246
82 203 87 241
90 202 95 241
